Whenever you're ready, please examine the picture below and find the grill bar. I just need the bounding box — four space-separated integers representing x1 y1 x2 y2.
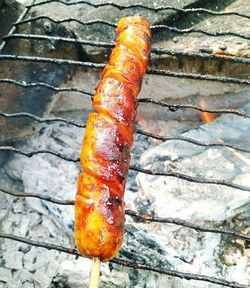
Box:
1 55 249 85
1 187 249 242
15 16 117 28
151 49 250 64
1 146 250 192
125 210 250 242
112 258 249 288
0 187 75 205
1 111 250 153
26 0 250 20
147 69 250 85
136 129 250 153
0 54 105 67
0 111 86 128
150 24 250 40
139 98 250 118
0 232 79 257
4 33 115 48
130 165 250 192
0 54 105 68
4 33 250 65
13 16 250 40
1 1 250 286
0 233 248 288
0 79 249 118
0 0 35 53
0 78 93 96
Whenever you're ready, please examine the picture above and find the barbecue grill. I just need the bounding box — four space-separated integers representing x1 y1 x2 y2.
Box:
0 0 250 287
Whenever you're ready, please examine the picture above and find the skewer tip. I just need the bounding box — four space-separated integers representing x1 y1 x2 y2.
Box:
88 257 101 288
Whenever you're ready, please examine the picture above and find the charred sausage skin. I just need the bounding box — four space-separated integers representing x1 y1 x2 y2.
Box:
75 16 151 261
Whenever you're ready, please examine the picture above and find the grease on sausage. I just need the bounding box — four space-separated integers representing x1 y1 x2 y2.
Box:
75 16 151 261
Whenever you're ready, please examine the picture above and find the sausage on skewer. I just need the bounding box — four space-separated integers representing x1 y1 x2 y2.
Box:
75 16 151 262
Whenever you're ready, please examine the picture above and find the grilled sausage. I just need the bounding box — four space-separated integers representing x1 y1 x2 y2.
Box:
75 16 151 261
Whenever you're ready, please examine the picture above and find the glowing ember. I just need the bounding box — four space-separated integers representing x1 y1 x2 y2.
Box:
200 97 217 123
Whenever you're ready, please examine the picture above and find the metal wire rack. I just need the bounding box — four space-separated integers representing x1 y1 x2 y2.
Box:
0 0 250 287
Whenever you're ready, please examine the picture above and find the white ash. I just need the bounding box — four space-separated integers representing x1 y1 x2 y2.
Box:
0 268 12 283
0 97 249 287
0 120 92 288
134 104 250 286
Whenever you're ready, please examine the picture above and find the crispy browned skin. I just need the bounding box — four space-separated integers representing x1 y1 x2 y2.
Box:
75 16 151 261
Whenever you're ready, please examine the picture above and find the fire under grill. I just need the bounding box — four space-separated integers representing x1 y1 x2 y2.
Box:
0 0 250 287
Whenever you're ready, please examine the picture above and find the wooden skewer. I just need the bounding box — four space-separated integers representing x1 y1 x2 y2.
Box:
88 257 101 288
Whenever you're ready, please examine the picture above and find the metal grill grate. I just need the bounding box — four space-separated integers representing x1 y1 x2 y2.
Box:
0 0 250 287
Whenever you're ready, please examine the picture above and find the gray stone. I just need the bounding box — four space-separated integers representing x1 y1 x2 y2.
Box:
109 270 130 287
33 269 52 288
4 160 26 181
33 250 56 272
0 267 12 282
28 212 41 227
58 258 91 287
14 269 33 284
22 283 34 288
5 282 22 288
25 198 48 216
10 270 32 288
4 251 24 270
12 199 25 213
45 258 59 279
23 247 37 272
41 215 59 237
17 215 30 237
0 193 10 221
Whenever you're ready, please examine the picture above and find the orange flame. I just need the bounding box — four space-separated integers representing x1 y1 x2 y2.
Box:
200 98 217 123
